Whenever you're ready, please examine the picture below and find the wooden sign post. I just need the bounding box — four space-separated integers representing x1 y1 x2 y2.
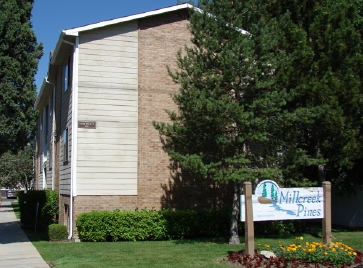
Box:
244 181 254 255
322 181 332 244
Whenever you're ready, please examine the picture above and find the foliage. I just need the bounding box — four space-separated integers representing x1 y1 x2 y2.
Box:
76 209 168 242
18 190 58 230
76 208 306 242
251 237 362 267
0 0 43 155
265 0 363 190
48 224 68 241
0 144 35 189
228 250 363 267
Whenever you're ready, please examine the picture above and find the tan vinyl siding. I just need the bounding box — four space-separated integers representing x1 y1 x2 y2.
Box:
77 21 138 196
60 60 73 195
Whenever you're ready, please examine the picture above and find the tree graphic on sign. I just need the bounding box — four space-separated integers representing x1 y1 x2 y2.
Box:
271 184 275 200
262 182 267 197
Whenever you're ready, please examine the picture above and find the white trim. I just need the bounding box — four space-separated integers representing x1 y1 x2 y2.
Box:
64 3 193 36
68 36 79 240
71 37 79 197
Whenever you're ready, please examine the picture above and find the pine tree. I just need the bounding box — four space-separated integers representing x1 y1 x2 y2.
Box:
267 0 363 191
154 0 286 244
0 0 43 155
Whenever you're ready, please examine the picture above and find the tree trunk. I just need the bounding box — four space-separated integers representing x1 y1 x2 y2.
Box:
229 180 240 245
316 143 326 186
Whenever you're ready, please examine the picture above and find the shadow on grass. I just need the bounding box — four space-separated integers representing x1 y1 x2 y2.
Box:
172 236 230 245
22 229 49 242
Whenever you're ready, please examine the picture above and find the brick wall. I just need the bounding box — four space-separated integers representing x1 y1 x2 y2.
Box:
137 10 233 210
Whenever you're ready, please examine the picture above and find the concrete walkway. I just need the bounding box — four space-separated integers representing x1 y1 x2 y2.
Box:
0 198 49 268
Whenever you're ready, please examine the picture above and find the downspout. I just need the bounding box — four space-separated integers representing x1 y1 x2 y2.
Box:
63 38 79 240
45 78 55 190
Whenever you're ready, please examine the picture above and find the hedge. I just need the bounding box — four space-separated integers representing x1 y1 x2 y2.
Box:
18 190 59 230
76 208 307 242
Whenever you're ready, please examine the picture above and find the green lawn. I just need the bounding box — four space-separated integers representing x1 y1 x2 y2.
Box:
11 202 363 267
28 230 363 268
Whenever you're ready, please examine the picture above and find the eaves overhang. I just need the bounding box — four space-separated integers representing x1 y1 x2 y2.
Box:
64 3 193 36
35 78 53 111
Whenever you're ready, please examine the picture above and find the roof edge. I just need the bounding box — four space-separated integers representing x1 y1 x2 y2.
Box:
64 3 194 36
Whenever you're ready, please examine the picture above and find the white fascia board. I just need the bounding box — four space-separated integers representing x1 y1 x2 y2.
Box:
64 3 193 36
50 32 66 65
34 77 48 110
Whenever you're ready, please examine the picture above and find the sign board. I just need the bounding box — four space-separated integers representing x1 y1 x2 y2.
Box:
241 180 323 221
78 121 96 129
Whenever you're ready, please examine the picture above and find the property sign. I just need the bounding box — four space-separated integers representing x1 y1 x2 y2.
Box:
241 180 324 221
78 121 96 129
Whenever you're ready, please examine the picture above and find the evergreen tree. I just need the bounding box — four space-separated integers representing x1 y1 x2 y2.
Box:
0 0 43 155
154 0 286 244
266 0 363 191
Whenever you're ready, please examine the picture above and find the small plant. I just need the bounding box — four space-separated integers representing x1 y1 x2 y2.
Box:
48 224 68 241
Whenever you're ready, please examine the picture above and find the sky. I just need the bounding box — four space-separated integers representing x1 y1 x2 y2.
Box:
31 0 184 92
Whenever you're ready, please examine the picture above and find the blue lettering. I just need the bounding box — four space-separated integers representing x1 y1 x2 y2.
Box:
297 204 304 217
280 191 288 204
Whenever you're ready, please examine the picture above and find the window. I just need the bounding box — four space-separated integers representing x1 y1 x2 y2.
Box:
49 91 53 117
43 106 48 158
64 56 71 91
62 128 68 164
40 110 43 130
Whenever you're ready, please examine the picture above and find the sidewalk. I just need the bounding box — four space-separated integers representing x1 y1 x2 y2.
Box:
0 198 49 268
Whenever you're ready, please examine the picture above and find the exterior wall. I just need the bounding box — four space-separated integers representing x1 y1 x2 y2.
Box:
332 189 363 228
59 195 70 231
59 54 73 196
137 10 233 210
77 21 138 195
36 92 55 190
73 195 137 220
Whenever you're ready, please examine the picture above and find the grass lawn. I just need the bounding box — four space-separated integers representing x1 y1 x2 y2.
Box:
11 203 363 267
27 229 363 268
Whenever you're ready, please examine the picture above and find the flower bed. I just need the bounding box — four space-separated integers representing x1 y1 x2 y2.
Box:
227 237 363 267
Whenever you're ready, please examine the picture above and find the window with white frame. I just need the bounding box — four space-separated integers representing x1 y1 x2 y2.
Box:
64 56 71 91
43 106 48 159
62 128 68 164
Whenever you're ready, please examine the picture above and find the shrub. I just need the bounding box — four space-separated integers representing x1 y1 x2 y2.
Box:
77 209 168 242
19 190 58 230
76 208 308 242
48 224 68 241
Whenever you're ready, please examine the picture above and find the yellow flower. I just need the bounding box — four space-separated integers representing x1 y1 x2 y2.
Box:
353 252 357 256
324 252 328 255
348 252 352 255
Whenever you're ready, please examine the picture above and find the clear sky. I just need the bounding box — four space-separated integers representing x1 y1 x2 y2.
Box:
31 0 182 92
